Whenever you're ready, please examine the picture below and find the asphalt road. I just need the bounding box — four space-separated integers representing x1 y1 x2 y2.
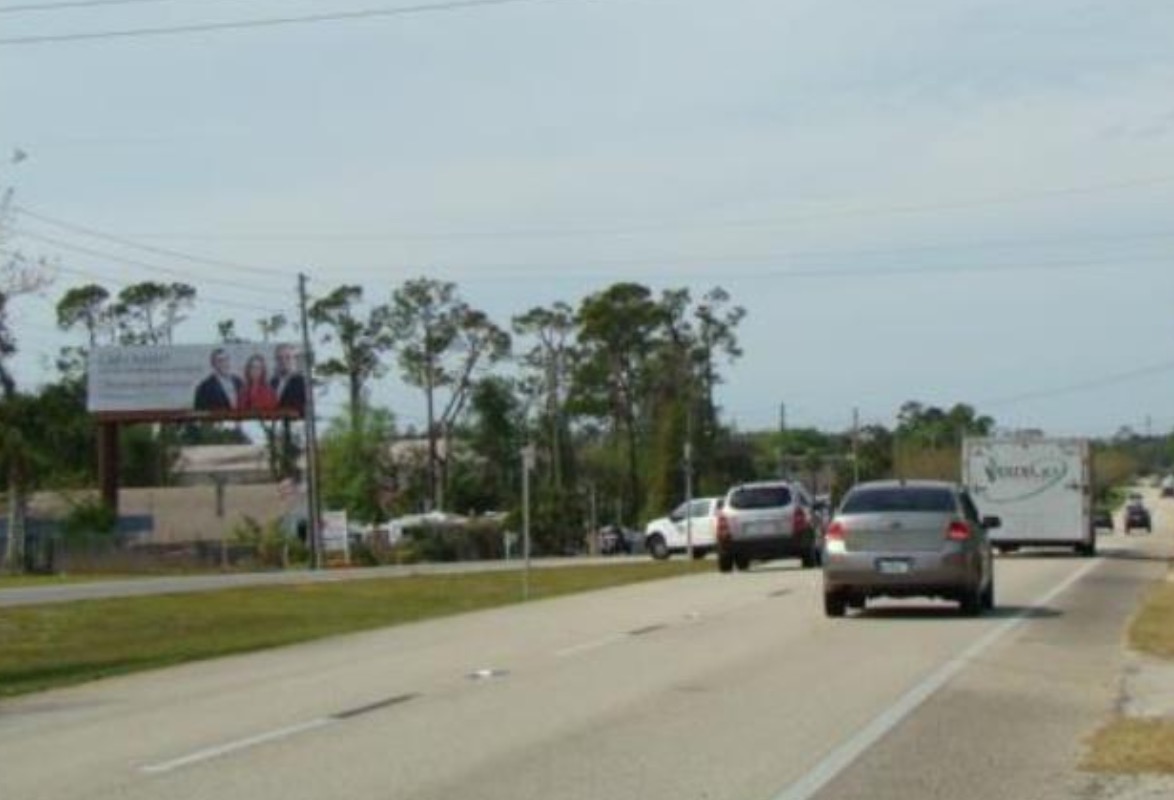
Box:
1 496 1170 800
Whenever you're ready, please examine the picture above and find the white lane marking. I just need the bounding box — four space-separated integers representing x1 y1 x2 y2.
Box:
139 717 335 775
772 558 1103 800
555 634 626 658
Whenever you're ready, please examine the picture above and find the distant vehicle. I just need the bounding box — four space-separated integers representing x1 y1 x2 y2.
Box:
1124 504 1152 534
643 497 721 560
715 480 820 572
597 525 639 555
1161 475 1174 498
962 437 1095 557
822 480 998 617
1092 508 1114 532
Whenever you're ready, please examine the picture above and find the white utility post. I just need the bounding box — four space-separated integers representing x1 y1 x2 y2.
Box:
521 444 535 600
852 406 861 485
684 441 694 560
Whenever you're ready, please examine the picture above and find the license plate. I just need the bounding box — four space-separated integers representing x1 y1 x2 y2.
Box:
877 559 911 575
748 521 777 535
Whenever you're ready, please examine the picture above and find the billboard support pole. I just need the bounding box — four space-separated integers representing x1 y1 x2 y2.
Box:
97 422 120 517
298 272 323 570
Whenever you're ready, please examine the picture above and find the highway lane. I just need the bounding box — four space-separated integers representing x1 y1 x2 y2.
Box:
1 509 1169 800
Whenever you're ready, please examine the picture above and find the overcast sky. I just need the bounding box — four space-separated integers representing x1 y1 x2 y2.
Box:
2 0 1174 436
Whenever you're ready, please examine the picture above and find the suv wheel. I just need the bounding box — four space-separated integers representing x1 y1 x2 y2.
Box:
718 552 734 573
647 535 669 561
733 554 751 571
981 580 994 611
959 584 983 617
824 591 847 618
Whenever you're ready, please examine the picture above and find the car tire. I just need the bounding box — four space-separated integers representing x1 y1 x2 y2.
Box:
733 554 751 572
959 584 983 616
691 548 707 560
647 535 669 561
718 552 734 573
800 548 818 569
847 594 866 610
981 580 994 611
1075 541 1096 557
824 591 847 618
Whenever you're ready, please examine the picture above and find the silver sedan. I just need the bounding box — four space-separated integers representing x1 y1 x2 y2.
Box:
822 480 998 617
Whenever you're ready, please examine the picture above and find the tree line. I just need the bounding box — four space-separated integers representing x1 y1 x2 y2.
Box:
0 262 1158 568
1 272 752 560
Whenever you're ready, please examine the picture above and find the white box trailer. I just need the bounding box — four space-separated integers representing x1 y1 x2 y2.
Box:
962 437 1095 556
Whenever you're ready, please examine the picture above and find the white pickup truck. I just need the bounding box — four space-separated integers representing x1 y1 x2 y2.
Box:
644 497 722 560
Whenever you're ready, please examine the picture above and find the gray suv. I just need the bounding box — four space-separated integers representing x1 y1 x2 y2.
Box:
715 480 820 572
822 480 998 617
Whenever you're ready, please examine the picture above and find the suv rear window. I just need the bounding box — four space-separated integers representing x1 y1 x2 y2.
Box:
841 487 956 514
728 486 791 509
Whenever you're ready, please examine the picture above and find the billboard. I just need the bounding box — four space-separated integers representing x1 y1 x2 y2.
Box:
88 343 307 420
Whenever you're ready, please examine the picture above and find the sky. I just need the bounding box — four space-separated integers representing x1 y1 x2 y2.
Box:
2 0 1174 437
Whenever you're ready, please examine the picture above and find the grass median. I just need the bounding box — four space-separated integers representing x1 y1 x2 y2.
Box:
0 560 707 698
1085 576 1174 774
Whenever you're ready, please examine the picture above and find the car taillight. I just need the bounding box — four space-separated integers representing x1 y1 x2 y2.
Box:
946 520 970 542
717 514 731 541
793 507 808 534
826 520 845 541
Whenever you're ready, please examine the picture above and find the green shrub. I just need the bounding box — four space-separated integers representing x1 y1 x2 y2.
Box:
61 498 117 539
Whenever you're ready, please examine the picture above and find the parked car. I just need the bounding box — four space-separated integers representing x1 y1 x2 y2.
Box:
597 525 640 555
1092 508 1114 532
715 480 820 572
822 480 998 617
644 497 722 560
1124 504 1152 534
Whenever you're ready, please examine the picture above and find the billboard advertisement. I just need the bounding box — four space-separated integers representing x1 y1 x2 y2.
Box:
87 343 307 420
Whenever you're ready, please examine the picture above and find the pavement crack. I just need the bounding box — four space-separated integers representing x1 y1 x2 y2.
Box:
332 692 420 720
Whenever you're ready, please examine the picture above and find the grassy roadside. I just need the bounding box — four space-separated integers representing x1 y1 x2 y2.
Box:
1084 577 1174 774
0 561 707 699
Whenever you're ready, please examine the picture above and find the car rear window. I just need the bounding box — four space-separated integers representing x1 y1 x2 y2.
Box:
841 487 957 514
728 486 791 509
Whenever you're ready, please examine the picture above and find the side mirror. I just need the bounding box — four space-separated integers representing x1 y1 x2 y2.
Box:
982 516 1001 530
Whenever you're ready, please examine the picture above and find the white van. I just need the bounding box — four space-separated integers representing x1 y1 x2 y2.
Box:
962 437 1094 556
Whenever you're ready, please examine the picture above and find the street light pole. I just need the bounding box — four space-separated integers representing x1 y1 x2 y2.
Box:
521 444 535 600
684 440 694 560
298 272 323 570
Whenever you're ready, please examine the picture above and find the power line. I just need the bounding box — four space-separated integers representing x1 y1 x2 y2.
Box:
68 175 1174 245
983 359 1174 408
51 260 290 316
0 0 589 46
11 235 293 315
333 253 1171 284
0 0 207 13
12 228 288 300
14 205 289 278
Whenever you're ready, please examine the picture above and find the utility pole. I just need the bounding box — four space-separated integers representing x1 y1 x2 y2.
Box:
298 273 323 570
852 407 861 485
778 401 787 478
521 444 535 600
684 439 695 560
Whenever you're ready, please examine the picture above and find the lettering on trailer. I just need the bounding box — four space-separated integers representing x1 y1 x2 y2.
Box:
980 456 1070 503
